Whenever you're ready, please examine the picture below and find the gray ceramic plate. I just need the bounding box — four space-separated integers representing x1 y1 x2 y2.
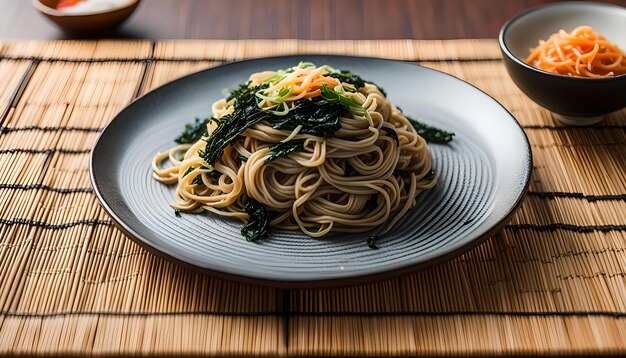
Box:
90 55 531 287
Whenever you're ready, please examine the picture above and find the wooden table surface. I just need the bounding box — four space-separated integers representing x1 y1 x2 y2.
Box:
2 0 625 40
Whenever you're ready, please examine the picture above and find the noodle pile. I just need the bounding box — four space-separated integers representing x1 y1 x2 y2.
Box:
152 63 437 239
526 26 626 78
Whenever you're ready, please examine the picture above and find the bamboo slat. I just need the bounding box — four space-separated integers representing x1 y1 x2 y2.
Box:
152 39 502 61
0 39 624 356
0 60 31 114
0 40 152 59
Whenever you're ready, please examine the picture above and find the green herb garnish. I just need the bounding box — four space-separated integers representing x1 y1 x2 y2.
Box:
268 97 346 137
226 82 253 101
326 69 388 97
241 198 271 242
320 85 372 125
175 117 211 144
367 234 379 249
201 81 350 166
407 117 455 144
266 140 305 162
320 84 361 107
198 68 394 165
201 84 273 165
183 166 221 184
182 166 194 178
182 166 202 185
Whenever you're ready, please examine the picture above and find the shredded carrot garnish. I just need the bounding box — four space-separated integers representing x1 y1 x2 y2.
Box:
525 26 626 78
248 64 344 109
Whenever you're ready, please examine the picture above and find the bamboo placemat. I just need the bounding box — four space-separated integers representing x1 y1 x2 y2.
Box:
0 39 625 357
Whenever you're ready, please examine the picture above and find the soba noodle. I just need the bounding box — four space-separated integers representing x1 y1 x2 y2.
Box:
152 63 437 240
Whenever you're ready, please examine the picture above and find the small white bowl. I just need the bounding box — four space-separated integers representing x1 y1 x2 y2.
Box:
33 0 140 33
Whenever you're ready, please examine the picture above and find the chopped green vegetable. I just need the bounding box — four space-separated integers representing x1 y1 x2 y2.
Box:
326 68 387 96
174 209 181 217
175 117 211 144
269 97 346 137
266 140 305 162
182 166 195 178
257 71 289 86
319 85 372 125
319 84 362 108
241 198 271 241
226 82 253 101
198 68 396 166
201 85 347 165
201 84 274 165
367 234 379 249
327 69 365 88
182 166 221 184
256 87 292 106
182 166 202 185
407 117 455 144
395 107 455 144
237 154 248 162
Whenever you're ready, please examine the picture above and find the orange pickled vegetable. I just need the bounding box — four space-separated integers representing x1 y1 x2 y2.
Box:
56 0 84 10
526 26 626 78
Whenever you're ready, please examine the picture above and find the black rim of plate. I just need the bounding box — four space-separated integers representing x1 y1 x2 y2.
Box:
89 55 532 288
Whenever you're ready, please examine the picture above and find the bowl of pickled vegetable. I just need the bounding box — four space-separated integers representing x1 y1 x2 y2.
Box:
33 0 140 33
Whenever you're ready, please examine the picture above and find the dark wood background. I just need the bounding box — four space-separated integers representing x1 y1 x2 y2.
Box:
1 0 626 39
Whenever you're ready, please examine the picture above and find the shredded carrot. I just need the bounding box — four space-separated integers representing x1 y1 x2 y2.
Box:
266 67 341 97
249 65 345 108
525 26 626 78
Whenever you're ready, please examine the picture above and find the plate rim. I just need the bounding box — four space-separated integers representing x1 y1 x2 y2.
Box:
89 54 532 288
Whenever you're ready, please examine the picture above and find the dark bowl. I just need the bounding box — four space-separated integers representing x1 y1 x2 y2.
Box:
33 0 140 33
499 2 626 126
